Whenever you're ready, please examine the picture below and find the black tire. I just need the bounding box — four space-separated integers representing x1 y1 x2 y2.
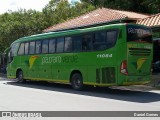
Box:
71 73 83 90
17 71 25 83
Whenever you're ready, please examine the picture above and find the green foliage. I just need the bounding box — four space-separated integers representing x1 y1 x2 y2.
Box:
0 0 94 53
81 0 160 14
0 9 47 52
141 0 160 14
42 0 95 27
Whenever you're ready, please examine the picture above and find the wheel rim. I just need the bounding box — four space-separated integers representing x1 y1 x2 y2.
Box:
72 74 83 90
18 71 23 82
74 76 81 88
19 73 23 80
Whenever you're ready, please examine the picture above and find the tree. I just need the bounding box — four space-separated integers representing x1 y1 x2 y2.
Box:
0 9 47 52
0 0 95 53
42 0 95 29
0 0 159 53
80 0 160 14
142 0 160 14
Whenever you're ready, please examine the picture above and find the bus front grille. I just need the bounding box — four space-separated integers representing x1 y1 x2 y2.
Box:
129 48 151 56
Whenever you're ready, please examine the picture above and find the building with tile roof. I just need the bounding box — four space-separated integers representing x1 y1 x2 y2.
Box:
43 8 149 32
137 13 160 38
137 13 160 28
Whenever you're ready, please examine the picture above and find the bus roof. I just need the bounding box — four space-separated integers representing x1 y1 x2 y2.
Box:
11 23 149 45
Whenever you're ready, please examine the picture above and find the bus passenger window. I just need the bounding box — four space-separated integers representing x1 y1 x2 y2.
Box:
82 34 93 51
64 37 72 52
24 42 29 55
73 36 82 52
8 43 19 63
56 38 64 53
94 31 107 50
42 40 49 54
18 43 25 55
106 31 118 48
29 41 35 54
49 39 56 53
36 41 41 54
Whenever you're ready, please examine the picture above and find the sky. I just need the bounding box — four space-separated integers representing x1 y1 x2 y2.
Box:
0 0 80 14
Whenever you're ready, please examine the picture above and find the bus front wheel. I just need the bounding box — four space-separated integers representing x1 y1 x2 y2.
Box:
17 71 25 83
71 73 83 90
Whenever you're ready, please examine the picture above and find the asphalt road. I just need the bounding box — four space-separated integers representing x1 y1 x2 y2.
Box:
0 76 159 120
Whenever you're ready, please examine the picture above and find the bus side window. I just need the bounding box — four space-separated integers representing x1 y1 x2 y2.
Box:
24 42 29 55
8 50 13 63
42 40 49 54
36 41 42 54
82 34 93 51
56 37 64 53
106 30 118 48
49 39 56 53
18 43 25 55
29 41 35 54
73 36 82 52
94 31 107 50
64 37 72 52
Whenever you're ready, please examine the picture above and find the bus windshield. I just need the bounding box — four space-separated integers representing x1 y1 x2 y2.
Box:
127 24 152 43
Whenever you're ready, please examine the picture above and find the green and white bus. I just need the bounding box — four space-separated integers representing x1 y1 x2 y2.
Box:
7 23 153 90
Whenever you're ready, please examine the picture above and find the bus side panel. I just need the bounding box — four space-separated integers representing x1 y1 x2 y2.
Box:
85 66 97 85
117 42 127 85
7 56 21 78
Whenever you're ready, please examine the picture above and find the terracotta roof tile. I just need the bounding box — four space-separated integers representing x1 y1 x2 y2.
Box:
112 9 149 19
137 13 160 27
44 8 149 32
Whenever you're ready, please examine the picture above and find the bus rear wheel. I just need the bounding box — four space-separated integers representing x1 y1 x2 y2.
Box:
71 73 83 90
17 71 25 83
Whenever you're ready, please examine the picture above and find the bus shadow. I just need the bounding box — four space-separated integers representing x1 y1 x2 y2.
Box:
6 80 160 103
